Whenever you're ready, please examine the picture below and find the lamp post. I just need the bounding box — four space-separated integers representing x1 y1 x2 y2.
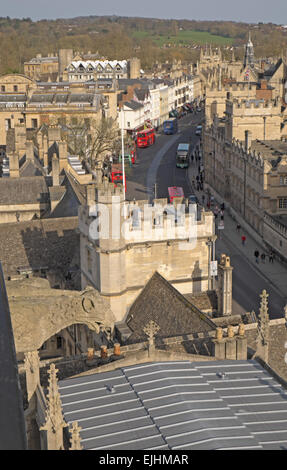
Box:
121 108 126 198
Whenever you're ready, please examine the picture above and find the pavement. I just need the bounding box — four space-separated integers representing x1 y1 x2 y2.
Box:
188 154 287 308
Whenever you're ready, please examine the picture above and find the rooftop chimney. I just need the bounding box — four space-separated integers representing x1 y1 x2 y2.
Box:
52 154 60 186
245 130 252 153
25 140 34 162
9 152 20 178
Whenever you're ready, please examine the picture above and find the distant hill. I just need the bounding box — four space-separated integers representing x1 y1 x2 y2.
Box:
0 15 285 75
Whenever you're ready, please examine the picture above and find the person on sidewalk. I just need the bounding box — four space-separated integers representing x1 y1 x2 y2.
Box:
241 235 246 246
261 253 266 263
269 250 274 263
202 195 205 205
254 250 260 263
236 223 241 232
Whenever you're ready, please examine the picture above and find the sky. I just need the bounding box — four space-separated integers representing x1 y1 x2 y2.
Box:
1 0 287 24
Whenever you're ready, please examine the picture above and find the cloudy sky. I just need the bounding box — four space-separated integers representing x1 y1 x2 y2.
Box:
1 0 287 24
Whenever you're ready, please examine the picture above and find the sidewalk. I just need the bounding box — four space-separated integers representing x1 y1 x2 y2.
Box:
187 161 287 301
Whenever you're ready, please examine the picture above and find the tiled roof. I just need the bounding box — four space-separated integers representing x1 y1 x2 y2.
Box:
58 360 287 450
124 99 144 111
0 176 49 205
126 272 216 343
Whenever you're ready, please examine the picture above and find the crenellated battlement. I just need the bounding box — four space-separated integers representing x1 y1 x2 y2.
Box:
208 82 257 93
229 98 280 111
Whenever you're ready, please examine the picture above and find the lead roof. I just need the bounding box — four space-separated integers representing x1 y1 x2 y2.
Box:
59 360 287 450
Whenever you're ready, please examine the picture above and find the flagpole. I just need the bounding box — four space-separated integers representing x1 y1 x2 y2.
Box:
121 108 126 197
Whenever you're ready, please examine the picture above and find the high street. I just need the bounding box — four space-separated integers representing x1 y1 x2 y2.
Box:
124 113 286 319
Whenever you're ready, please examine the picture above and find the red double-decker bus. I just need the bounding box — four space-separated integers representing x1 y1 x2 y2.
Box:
109 164 126 187
168 186 185 204
136 128 155 148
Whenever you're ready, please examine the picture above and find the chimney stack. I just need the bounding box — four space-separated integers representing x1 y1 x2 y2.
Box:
113 343 121 356
9 152 20 178
58 140 68 171
25 140 34 162
245 130 252 153
52 154 60 186
100 345 107 359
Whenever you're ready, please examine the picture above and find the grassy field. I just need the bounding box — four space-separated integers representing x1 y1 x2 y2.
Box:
132 29 234 46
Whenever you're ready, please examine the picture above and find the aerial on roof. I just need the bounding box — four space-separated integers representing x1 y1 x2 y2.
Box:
58 360 287 450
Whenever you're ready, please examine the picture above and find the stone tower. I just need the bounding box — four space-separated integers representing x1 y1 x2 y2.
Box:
243 32 255 69
58 49 74 81
128 58 141 79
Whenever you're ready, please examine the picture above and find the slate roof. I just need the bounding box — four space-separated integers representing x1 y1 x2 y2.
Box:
69 94 94 104
0 94 26 103
20 155 46 177
0 176 49 205
29 94 54 103
124 99 144 111
126 272 217 343
58 360 287 450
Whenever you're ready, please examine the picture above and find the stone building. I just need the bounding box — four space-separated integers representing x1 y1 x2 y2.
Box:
203 101 287 249
0 73 118 147
79 180 216 321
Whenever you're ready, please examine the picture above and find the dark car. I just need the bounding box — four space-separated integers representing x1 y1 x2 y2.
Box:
188 194 198 204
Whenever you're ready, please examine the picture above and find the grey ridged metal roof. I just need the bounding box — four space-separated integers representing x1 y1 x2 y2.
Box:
58 360 287 450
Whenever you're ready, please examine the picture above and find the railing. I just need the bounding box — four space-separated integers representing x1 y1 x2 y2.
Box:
264 212 287 238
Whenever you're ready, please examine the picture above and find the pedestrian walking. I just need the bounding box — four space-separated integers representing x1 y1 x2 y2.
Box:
254 249 260 263
261 253 266 263
236 223 241 232
269 250 274 263
197 183 200 191
241 235 246 246
221 202 225 211
202 195 205 204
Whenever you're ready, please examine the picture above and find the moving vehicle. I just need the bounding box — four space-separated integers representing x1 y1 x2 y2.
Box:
136 128 155 148
118 154 133 167
176 143 190 169
168 186 185 204
188 194 198 205
163 118 178 135
195 125 202 136
109 164 126 186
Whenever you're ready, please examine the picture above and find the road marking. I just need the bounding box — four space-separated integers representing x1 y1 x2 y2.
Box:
146 134 180 202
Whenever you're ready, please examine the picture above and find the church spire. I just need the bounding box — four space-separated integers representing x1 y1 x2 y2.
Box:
244 31 255 68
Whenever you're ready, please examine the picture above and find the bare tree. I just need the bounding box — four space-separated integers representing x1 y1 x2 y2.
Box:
63 117 121 170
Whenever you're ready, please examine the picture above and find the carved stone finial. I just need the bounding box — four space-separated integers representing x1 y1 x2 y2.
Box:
40 363 67 450
256 290 270 363
216 327 223 341
143 320 160 350
69 422 83 450
227 325 234 338
238 323 245 336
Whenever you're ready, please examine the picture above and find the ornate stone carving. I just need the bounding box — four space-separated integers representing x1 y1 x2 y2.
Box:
40 363 67 450
7 278 115 353
143 320 160 351
69 422 83 450
256 290 270 363
24 350 40 402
